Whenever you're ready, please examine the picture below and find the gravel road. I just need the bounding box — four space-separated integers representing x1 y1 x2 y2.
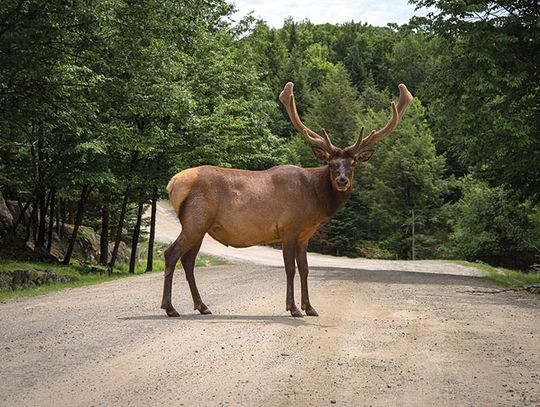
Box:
1 203 539 406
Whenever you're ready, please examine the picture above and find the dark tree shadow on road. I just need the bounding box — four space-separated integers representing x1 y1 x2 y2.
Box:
310 266 540 310
310 266 486 287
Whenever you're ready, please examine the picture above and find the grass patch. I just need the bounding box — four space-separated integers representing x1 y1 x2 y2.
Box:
0 253 228 302
134 241 229 270
0 261 127 302
451 260 540 288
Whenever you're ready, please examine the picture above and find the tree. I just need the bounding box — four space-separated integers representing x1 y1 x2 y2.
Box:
359 98 447 258
410 0 540 201
449 176 537 269
180 27 288 170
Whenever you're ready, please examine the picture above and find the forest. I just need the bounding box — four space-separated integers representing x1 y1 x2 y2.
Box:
0 0 538 271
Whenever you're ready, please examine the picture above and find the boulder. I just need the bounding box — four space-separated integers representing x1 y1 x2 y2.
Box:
6 200 21 221
0 269 78 291
0 193 13 229
76 225 101 262
109 241 130 263
55 224 101 262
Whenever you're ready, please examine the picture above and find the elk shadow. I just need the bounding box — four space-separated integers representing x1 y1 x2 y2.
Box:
118 314 331 327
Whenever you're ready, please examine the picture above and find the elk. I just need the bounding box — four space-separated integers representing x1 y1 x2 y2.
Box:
162 82 413 317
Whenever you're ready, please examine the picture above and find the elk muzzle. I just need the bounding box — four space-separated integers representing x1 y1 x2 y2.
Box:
336 176 350 191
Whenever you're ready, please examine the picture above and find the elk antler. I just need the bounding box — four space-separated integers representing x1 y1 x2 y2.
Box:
345 84 413 157
279 82 335 154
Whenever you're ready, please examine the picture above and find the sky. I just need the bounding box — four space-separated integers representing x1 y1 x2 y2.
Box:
229 0 427 28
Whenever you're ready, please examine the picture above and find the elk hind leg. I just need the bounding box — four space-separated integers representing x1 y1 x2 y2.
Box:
161 231 203 317
180 238 211 315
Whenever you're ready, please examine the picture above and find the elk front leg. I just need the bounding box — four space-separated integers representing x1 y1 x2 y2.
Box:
296 242 319 316
283 241 302 317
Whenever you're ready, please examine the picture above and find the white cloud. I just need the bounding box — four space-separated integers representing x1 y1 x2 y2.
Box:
229 0 427 28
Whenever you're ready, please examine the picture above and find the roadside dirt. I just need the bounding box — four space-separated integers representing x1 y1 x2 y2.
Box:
0 204 539 406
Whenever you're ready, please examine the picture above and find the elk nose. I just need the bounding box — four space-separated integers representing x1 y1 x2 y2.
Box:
336 177 349 188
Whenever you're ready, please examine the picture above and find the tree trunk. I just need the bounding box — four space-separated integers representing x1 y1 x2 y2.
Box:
36 186 49 249
46 188 56 254
108 185 130 273
129 199 144 274
12 190 35 232
146 186 158 272
411 208 416 261
60 199 66 238
55 196 61 235
99 205 109 265
31 195 38 244
62 185 91 265
26 198 37 244
16 199 26 226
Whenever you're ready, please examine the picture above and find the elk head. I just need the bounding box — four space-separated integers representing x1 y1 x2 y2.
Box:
279 82 413 192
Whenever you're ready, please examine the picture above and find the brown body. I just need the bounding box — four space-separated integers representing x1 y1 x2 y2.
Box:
161 82 412 317
168 165 349 248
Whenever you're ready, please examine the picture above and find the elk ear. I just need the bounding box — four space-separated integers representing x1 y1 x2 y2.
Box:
312 146 331 162
355 149 375 163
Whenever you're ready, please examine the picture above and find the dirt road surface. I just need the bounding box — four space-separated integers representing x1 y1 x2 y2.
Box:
1 204 539 406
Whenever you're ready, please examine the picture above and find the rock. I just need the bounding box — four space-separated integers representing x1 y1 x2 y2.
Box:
0 273 12 290
57 224 130 263
0 269 79 290
109 241 130 263
6 200 21 221
76 225 101 262
0 193 13 229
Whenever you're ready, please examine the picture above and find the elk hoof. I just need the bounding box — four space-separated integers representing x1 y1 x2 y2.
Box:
305 307 319 317
196 303 212 315
290 307 304 318
164 306 180 317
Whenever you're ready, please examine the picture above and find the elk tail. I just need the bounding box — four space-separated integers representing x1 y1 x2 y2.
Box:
166 169 197 218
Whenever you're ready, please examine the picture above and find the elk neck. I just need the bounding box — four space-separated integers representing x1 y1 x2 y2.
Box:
313 166 352 219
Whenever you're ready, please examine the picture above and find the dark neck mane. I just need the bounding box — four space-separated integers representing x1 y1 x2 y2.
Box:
312 166 352 219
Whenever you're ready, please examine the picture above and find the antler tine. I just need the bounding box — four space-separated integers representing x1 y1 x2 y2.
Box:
345 84 413 156
396 83 412 117
280 82 334 153
361 102 399 147
344 126 366 155
301 129 332 152
321 128 335 150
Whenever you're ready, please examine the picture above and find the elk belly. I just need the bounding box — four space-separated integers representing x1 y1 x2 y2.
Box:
207 220 280 248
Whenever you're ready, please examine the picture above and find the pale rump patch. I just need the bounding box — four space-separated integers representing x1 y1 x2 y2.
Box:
167 168 200 217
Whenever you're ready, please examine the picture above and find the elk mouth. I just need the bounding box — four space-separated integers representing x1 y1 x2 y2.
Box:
335 177 351 192
335 184 351 192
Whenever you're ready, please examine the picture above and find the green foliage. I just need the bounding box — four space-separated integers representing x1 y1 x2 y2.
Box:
350 97 447 259
448 177 537 269
305 65 362 147
452 260 540 289
0 0 285 264
411 0 540 200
